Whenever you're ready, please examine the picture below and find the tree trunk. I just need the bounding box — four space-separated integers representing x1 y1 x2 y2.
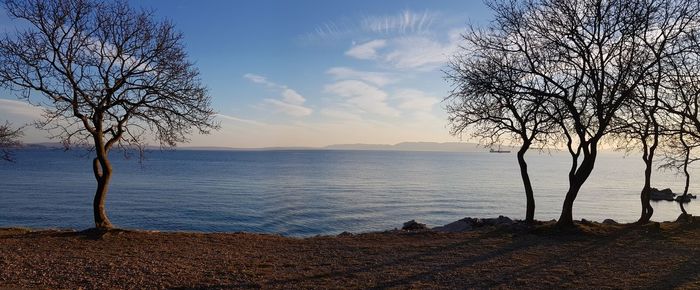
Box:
637 160 654 224
680 149 690 216
679 119 690 217
640 110 660 223
92 154 113 229
557 180 584 228
517 143 535 223
557 149 597 228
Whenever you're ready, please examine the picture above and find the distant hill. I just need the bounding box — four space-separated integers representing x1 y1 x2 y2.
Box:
21 142 61 148
323 142 510 153
178 146 317 151
20 141 515 153
179 143 493 152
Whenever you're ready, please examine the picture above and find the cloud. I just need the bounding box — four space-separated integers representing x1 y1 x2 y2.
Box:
281 88 306 105
244 73 277 88
263 99 313 117
319 108 363 121
0 98 51 143
307 9 464 71
324 80 400 117
306 10 437 41
0 98 43 120
394 89 439 110
345 39 386 60
244 73 312 117
360 10 435 35
314 21 342 38
384 36 455 70
343 28 464 71
326 67 397 87
215 113 266 126
320 85 441 122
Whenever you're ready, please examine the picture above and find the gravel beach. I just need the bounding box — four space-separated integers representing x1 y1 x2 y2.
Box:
1 220 699 289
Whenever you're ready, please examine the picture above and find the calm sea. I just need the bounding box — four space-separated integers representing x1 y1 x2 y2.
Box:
0 149 698 236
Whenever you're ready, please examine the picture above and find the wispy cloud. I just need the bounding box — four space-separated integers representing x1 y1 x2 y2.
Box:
295 9 460 143
244 73 313 117
0 98 43 120
262 99 313 117
345 29 463 71
215 113 266 126
307 9 463 70
281 88 306 105
360 10 435 35
306 10 437 41
0 98 49 142
311 20 348 39
345 39 386 60
384 35 457 70
319 108 363 121
324 80 400 117
326 67 398 87
395 89 439 111
244 73 277 88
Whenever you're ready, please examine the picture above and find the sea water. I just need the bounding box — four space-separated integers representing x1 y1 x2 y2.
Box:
0 149 697 236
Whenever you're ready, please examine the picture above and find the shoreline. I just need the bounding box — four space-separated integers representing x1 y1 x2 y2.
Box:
2 218 700 288
0 214 679 238
0 214 665 237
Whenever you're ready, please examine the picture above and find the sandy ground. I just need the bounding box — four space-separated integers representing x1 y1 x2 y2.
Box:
1 220 700 289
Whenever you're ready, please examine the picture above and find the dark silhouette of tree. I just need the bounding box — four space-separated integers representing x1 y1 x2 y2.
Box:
0 0 218 229
456 0 698 227
611 72 666 223
612 0 700 223
0 121 22 161
656 116 697 218
661 116 697 217
446 14 554 223
658 36 700 218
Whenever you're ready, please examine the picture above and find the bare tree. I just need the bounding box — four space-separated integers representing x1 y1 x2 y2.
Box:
611 1 700 223
0 121 22 161
446 15 554 223
0 0 218 229
658 34 700 218
461 0 698 227
661 116 698 217
610 72 666 223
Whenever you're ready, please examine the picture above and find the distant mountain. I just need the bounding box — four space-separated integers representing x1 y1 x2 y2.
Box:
20 141 514 153
20 142 70 149
177 146 317 151
174 143 488 152
323 143 395 151
323 142 508 153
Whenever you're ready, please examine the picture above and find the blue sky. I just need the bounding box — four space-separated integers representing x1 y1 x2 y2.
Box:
0 0 492 148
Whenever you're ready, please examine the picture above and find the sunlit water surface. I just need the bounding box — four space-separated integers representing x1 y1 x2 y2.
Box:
1 149 698 236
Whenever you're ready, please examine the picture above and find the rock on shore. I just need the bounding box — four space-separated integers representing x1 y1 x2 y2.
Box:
649 187 697 203
401 220 428 231
650 188 676 201
432 216 514 233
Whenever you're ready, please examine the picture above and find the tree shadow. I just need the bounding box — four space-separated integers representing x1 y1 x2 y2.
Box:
647 251 700 288
0 227 131 241
261 228 573 288
480 225 644 288
168 282 262 290
266 224 658 288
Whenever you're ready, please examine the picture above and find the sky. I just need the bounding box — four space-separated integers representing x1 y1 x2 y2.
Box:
0 0 492 148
